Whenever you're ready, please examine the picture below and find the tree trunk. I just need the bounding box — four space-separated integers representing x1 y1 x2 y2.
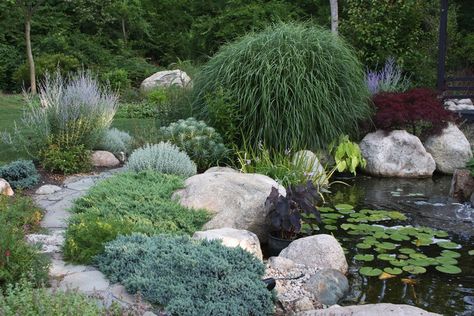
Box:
25 14 36 94
330 0 339 34
121 18 128 44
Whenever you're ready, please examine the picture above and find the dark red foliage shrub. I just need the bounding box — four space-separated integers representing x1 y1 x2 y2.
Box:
372 88 456 138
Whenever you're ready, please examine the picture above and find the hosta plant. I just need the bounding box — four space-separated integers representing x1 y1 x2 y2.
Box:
329 135 366 175
265 181 321 240
159 117 228 171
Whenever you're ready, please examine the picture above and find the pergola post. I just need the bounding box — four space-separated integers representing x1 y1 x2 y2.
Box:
437 0 448 91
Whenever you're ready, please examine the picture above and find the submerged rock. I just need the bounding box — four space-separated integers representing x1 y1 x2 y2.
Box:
304 269 349 306
449 169 474 202
424 124 472 174
360 130 435 178
296 303 441 315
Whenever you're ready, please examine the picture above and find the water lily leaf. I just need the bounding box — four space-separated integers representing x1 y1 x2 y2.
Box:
378 242 397 250
373 232 390 239
387 211 407 220
322 213 343 220
441 250 461 258
413 238 433 246
335 203 353 211
435 265 462 274
379 271 396 280
384 267 403 275
390 234 410 242
407 259 432 267
348 230 365 235
390 260 408 267
377 254 396 261
340 223 354 230
437 241 461 249
319 207 334 213
338 209 355 214
469 250 474 256
402 265 426 274
409 253 428 259
359 267 383 277
435 256 458 265
398 254 409 259
399 248 416 255
434 230 449 238
356 243 372 249
354 254 374 262
324 225 338 230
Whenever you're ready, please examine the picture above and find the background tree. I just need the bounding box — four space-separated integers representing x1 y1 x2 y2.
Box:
329 0 338 34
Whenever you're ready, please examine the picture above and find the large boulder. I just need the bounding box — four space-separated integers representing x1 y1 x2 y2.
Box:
360 130 435 178
424 124 472 174
140 69 191 91
173 171 285 241
304 269 349 305
192 228 262 260
0 178 14 196
293 150 328 187
279 235 348 274
297 303 441 316
91 151 120 167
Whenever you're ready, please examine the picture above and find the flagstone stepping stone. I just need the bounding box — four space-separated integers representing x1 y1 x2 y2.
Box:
59 270 110 293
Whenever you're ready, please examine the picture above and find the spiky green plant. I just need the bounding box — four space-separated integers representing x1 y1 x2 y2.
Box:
193 22 372 151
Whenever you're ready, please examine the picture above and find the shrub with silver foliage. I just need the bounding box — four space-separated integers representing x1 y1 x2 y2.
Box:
126 142 196 177
97 128 133 155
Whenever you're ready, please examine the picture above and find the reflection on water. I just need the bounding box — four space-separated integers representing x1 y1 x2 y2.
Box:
329 175 474 315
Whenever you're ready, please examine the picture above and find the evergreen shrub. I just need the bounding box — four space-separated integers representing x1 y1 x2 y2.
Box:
0 160 39 189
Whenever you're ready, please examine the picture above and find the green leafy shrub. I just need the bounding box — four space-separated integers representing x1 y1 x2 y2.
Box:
5 71 118 159
0 280 139 316
0 196 48 289
97 128 133 155
193 22 371 151
97 234 274 316
329 135 366 175
64 171 209 264
126 142 196 177
116 102 157 119
0 160 39 189
102 69 131 92
159 118 228 171
39 143 92 175
13 53 80 89
466 157 474 177
147 87 193 125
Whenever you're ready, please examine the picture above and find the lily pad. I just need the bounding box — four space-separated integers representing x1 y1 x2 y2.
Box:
335 203 354 211
409 253 428 259
441 250 461 258
413 238 433 246
399 248 416 255
407 258 432 267
469 250 474 256
434 230 449 238
324 225 338 231
390 260 408 267
319 207 334 213
340 223 355 231
390 233 410 241
435 265 462 274
356 243 372 250
359 267 383 277
437 241 461 249
384 267 403 275
373 232 390 239
378 242 397 250
377 254 396 261
435 256 458 265
402 265 426 274
354 254 374 262
322 213 343 220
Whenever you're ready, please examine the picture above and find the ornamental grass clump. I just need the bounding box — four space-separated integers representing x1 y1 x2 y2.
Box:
3 71 118 158
193 22 371 151
96 234 274 316
126 142 197 177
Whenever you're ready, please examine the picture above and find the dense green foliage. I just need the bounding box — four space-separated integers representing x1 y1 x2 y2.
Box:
126 142 197 177
39 143 92 175
0 280 140 316
194 23 371 151
63 171 209 264
0 196 49 289
329 135 366 175
159 118 228 171
97 233 274 316
0 160 39 189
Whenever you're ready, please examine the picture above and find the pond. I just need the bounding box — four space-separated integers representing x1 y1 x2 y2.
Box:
320 175 474 316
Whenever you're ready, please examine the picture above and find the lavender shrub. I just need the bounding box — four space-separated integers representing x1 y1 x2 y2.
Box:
366 58 411 95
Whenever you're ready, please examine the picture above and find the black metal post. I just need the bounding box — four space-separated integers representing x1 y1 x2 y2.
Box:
437 0 448 92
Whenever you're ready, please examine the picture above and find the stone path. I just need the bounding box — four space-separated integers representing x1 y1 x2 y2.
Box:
25 168 150 311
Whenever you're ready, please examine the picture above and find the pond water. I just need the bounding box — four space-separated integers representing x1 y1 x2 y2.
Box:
325 175 474 316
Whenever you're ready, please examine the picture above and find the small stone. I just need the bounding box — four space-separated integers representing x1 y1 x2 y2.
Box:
267 256 297 271
294 297 315 312
0 178 14 196
305 269 349 305
35 184 62 195
50 259 88 277
444 100 456 108
458 98 473 105
91 151 120 167
110 284 137 305
26 230 65 253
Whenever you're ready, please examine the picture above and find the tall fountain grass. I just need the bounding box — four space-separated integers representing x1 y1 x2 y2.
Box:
193 22 372 151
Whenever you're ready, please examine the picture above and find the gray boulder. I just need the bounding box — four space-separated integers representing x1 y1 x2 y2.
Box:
35 184 62 195
0 178 14 196
449 168 474 202
193 228 262 260
297 303 441 316
279 235 348 274
91 150 120 167
174 171 285 241
140 69 191 91
305 269 348 305
424 124 472 174
293 150 328 187
360 130 435 178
